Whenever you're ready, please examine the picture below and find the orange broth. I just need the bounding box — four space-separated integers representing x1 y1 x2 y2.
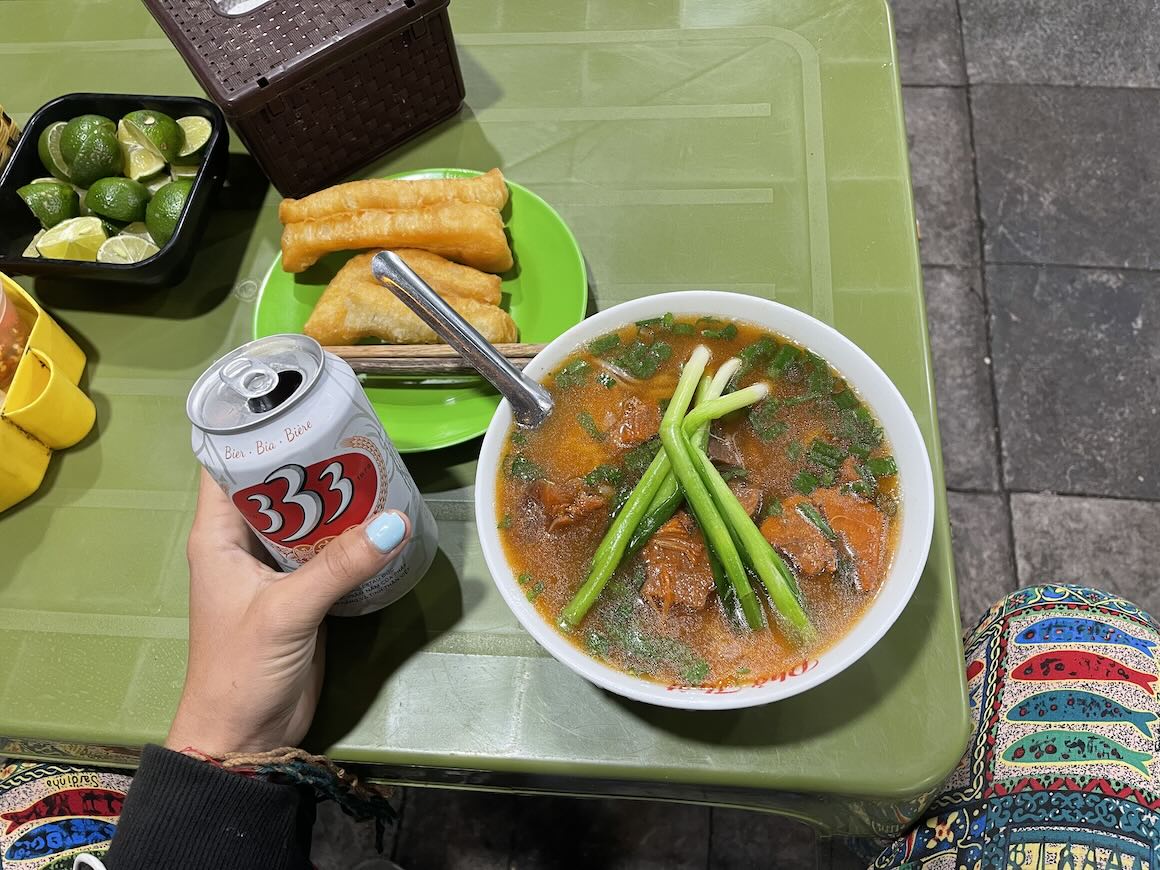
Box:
496 315 900 688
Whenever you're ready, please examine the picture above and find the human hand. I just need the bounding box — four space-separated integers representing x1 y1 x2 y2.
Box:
165 469 411 757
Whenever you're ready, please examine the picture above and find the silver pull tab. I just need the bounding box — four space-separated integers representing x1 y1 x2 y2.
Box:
220 357 279 399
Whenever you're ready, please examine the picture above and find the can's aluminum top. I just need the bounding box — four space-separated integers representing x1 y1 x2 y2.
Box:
187 334 324 433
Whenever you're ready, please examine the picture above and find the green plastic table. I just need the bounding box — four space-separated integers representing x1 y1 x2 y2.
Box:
0 0 969 837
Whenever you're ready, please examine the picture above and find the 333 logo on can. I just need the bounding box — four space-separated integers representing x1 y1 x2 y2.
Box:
232 452 379 548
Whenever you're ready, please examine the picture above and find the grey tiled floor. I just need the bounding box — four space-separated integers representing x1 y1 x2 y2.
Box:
315 1 1160 865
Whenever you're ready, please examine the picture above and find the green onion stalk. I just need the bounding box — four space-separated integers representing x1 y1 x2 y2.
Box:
558 348 712 632
679 383 767 439
706 544 732 609
626 359 742 556
686 439 814 636
657 349 765 630
677 382 780 621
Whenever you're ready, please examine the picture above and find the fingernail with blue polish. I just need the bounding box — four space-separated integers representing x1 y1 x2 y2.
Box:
366 512 406 553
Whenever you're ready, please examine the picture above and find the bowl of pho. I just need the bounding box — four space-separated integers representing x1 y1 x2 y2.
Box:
474 291 934 709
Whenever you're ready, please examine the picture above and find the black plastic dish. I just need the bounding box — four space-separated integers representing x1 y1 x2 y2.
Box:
0 93 228 287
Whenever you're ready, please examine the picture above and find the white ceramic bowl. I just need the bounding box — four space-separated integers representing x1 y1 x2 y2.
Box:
474 291 934 709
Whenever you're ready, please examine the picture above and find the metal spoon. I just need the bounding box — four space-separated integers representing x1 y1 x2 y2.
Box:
370 251 554 427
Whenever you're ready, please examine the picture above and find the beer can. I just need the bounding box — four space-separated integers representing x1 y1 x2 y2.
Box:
186 334 437 616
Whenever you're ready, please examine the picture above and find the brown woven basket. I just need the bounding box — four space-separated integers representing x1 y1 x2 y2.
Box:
143 0 465 197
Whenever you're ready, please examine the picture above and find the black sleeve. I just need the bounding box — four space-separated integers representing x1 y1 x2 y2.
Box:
104 744 316 870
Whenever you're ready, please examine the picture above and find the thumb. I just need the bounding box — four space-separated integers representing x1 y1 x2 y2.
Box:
280 511 411 619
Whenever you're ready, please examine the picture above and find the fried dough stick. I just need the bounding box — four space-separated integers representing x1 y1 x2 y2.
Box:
305 252 518 345
279 168 509 223
281 202 513 274
383 249 502 305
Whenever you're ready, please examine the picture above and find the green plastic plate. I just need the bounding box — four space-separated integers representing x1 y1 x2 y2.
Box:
253 168 587 452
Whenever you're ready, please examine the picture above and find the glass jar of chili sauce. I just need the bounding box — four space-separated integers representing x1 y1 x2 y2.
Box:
186 334 437 616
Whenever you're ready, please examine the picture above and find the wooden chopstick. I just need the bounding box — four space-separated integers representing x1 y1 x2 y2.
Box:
328 343 546 360
342 358 533 376
327 343 546 376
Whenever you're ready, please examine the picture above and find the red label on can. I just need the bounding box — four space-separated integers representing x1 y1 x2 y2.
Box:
232 452 379 547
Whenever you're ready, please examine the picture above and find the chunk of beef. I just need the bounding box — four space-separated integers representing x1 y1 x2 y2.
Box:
728 481 762 518
810 488 889 592
760 495 838 576
707 432 742 466
641 512 715 612
528 478 607 533
611 396 661 448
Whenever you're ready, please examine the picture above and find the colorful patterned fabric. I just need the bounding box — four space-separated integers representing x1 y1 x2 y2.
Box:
0 761 128 868
868 585 1160 870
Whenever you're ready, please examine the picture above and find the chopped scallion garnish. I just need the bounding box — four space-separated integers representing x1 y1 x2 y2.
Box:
737 337 778 374
555 359 591 388
701 323 738 341
584 464 624 487
613 340 670 379
807 360 834 394
796 502 837 541
624 438 661 475
767 345 802 376
510 455 544 481
807 439 847 469
749 398 787 440
834 389 860 410
793 469 819 495
588 333 621 354
578 411 605 441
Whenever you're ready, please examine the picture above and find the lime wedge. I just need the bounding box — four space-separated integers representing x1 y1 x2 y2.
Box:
85 177 150 223
60 115 115 165
116 120 134 149
96 235 160 264
17 181 79 229
144 175 169 196
122 142 165 182
171 164 199 180
119 222 155 243
37 121 71 182
23 230 45 258
36 216 107 261
145 179 192 247
121 110 182 162
176 116 211 158
98 218 125 237
69 127 122 188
